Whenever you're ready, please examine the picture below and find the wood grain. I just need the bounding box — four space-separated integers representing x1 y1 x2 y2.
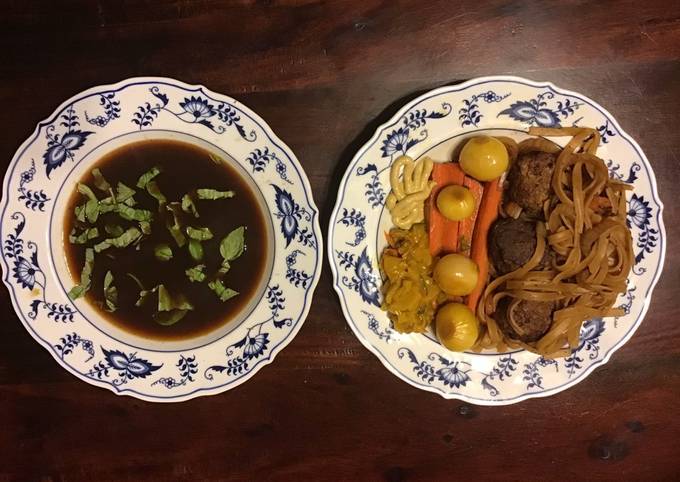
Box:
1 0 680 480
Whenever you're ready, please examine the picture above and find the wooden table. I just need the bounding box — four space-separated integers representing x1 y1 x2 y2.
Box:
2 1 679 480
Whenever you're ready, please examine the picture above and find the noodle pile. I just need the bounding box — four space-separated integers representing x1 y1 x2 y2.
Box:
475 127 634 358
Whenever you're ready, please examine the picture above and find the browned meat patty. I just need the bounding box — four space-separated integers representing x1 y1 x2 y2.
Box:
488 218 553 275
495 298 555 343
506 150 557 217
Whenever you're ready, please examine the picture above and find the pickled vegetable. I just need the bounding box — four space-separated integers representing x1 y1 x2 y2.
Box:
381 224 440 333
436 185 475 221
436 302 479 351
459 136 509 181
433 253 479 296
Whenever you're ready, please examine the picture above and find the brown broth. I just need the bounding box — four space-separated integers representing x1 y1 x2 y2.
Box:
63 139 269 341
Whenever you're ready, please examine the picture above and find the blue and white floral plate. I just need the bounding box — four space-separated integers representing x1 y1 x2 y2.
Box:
1 77 322 402
329 76 665 405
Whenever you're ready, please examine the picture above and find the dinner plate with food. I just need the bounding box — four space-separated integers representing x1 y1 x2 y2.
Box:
329 76 665 404
1 77 322 402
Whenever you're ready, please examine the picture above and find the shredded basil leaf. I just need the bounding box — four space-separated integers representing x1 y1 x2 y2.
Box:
75 204 86 223
69 227 99 244
153 309 189 326
197 189 235 200
217 259 230 276
220 226 245 261
154 243 173 261
208 279 239 302
78 183 97 201
181 194 199 218
92 168 111 192
136 166 162 188
165 204 186 247
185 264 206 282
186 226 213 241
188 239 203 261
139 221 152 235
104 224 124 237
116 182 136 204
68 248 94 300
85 199 100 224
116 204 153 222
103 270 118 312
146 180 167 207
94 227 142 253
157 285 194 312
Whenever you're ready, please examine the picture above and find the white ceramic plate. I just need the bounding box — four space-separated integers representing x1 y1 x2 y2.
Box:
329 76 665 405
1 77 322 402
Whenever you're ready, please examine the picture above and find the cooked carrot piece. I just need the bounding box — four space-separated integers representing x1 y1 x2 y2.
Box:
428 163 465 257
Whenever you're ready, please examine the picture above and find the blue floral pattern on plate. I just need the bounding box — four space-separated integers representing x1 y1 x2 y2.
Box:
0 77 322 402
329 76 665 405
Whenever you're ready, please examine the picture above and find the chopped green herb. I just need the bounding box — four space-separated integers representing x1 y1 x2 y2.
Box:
136 166 162 188
197 188 235 200
78 183 97 201
94 227 142 253
157 284 194 312
185 264 206 282
186 226 213 241
208 279 239 302
153 309 189 326
220 226 245 261
69 227 99 244
146 180 167 207
139 221 152 235
92 168 111 192
85 199 100 224
103 271 118 312
217 260 230 276
116 204 153 222
154 243 173 261
181 194 199 218
116 182 136 204
105 224 124 237
136 286 156 307
188 239 203 261
165 204 186 247
75 204 86 223
68 248 94 300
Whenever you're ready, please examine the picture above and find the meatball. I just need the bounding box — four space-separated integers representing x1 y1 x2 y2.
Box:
506 150 556 217
495 298 555 343
488 218 553 275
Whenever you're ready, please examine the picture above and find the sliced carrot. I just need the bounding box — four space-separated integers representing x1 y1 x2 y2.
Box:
428 163 465 256
466 178 503 314
457 177 483 256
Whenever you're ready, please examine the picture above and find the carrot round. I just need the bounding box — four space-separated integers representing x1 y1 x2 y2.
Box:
466 178 503 313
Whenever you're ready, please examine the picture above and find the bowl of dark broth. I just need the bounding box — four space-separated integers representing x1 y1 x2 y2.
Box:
2 77 320 400
60 136 274 350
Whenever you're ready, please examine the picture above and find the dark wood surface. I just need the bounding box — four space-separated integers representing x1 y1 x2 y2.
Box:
2 1 679 480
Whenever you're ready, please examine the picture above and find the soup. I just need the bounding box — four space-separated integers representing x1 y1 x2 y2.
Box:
63 139 268 341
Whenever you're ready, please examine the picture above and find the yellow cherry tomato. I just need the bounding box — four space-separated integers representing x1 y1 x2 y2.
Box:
436 302 479 351
459 136 509 181
436 185 475 221
433 253 479 296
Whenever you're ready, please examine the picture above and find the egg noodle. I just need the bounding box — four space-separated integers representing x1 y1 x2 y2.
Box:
475 127 634 358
